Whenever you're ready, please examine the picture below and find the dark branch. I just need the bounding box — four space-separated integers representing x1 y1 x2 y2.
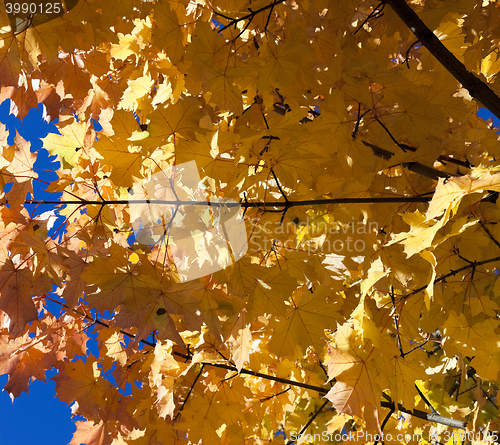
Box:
402 39 419 68
286 399 330 445
383 0 500 121
216 0 286 33
174 364 205 421
381 393 467 430
354 2 385 35
17 196 432 208
361 140 454 180
479 220 500 250
375 404 395 445
437 156 473 169
380 400 467 429
42 296 471 431
415 383 438 415
405 254 500 299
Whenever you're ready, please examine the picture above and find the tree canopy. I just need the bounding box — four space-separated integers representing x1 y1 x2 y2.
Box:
2 0 500 444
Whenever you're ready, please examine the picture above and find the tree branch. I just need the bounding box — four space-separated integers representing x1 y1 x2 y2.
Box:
286 399 330 445
478 220 500 250
173 364 205 421
380 399 467 429
354 1 385 35
404 254 500 299
382 0 500 121
41 295 471 432
12 196 432 208
361 140 454 180
375 404 395 445
215 0 286 32
16 192 497 210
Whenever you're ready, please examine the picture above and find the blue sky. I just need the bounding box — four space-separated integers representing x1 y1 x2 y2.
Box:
0 99 499 444
0 101 78 445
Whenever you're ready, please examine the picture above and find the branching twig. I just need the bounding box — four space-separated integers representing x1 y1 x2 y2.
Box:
390 286 404 358
270 168 290 224
352 104 371 139
41 296 471 431
404 254 500 300
403 334 430 357
354 2 385 35
215 0 286 33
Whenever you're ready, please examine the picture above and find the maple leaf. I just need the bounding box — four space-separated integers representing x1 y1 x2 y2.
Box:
0 332 50 398
52 356 117 419
224 309 252 372
268 285 342 357
151 2 187 64
0 246 46 337
148 95 212 142
325 322 382 432
69 420 114 445
81 243 163 313
41 117 89 169
183 21 244 115
0 133 38 209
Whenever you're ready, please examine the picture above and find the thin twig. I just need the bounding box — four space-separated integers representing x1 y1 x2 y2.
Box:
404 254 500 299
354 2 385 35
403 334 430 357
352 106 371 139
375 118 417 152
390 286 404 358
415 383 438 414
374 405 395 445
286 399 330 444
270 168 290 224
402 39 419 68
173 364 205 421
479 220 500 250
217 0 286 33
260 385 291 402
